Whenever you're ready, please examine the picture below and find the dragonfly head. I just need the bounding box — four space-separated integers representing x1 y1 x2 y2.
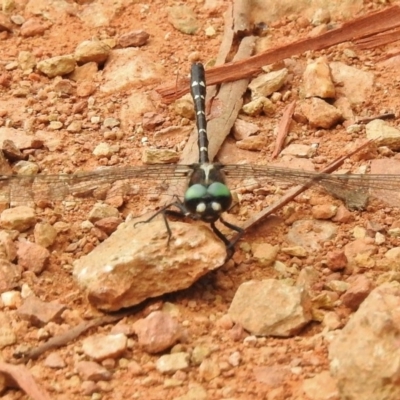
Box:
184 182 232 222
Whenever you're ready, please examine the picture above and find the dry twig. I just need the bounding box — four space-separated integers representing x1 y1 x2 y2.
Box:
0 362 52 400
158 5 400 102
271 100 296 159
356 113 395 124
15 312 132 362
238 140 374 232
356 27 400 49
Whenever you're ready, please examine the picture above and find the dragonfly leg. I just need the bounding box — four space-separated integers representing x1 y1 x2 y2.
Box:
134 198 194 246
210 217 244 261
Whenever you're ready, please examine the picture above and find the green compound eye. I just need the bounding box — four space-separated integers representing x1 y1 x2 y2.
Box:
184 184 207 201
207 182 231 198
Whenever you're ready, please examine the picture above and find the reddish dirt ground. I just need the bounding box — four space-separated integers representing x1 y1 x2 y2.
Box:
2 0 400 399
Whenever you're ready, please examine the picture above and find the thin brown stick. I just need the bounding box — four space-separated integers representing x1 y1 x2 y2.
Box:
232 0 251 35
203 3 235 114
15 312 132 362
356 113 395 124
238 140 374 232
356 27 400 49
0 362 53 400
214 3 234 67
158 5 400 102
271 100 296 159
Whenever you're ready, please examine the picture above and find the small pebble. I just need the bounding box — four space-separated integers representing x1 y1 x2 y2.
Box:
156 352 190 374
44 353 66 369
1 291 21 308
82 333 128 361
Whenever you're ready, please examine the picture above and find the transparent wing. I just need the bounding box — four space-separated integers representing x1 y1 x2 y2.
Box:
222 164 400 208
222 164 400 191
2 162 400 208
0 165 193 203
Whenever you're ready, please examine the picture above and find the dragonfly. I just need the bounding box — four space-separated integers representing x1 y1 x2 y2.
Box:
1 63 400 257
